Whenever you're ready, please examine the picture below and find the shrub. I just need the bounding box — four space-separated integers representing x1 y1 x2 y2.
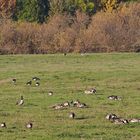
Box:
0 2 139 54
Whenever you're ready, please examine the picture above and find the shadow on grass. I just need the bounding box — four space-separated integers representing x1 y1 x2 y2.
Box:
57 132 92 139
76 115 95 120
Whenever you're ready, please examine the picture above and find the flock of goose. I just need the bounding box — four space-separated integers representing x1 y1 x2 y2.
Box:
1 77 41 129
1 76 140 129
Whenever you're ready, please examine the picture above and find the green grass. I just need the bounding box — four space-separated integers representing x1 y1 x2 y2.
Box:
0 53 140 140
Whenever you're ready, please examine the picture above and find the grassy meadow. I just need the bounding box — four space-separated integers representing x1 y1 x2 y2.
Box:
0 53 140 140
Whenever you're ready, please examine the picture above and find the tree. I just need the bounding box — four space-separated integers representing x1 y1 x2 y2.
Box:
49 0 95 16
99 0 120 12
15 0 49 23
0 0 16 19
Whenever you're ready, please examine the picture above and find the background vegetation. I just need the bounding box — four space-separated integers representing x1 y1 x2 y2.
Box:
0 0 140 54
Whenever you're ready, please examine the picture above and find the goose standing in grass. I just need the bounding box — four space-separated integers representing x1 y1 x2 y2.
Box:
84 88 96 95
26 122 33 129
69 112 75 119
16 96 24 106
48 91 53 96
26 81 32 86
32 77 40 81
108 95 122 100
12 78 16 84
0 122 6 128
35 82 40 86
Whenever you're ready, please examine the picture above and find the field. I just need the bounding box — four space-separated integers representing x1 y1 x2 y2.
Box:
0 53 140 140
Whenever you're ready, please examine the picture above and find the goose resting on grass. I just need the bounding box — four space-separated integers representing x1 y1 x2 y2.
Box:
52 104 65 110
84 88 96 95
113 118 129 124
71 100 88 108
63 101 70 107
108 95 122 100
129 118 140 123
32 77 40 81
106 113 118 120
26 81 32 86
106 114 129 124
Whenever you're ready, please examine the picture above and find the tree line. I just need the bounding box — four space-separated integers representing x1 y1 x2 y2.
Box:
0 0 139 54
0 0 138 23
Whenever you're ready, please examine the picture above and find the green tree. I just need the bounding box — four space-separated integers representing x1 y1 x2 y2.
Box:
49 0 95 16
15 0 49 23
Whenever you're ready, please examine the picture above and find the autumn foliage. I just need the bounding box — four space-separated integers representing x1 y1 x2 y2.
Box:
0 3 140 54
0 0 16 18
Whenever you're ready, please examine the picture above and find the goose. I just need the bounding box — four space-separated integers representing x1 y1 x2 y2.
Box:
84 88 96 94
69 112 75 119
0 122 6 128
108 95 122 100
106 113 118 120
76 102 87 108
51 103 64 110
129 118 140 123
35 82 40 86
113 118 125 124
63 53 67 56
71 100 80 107
12 78 16 84
32 77 40 81
121 119 129 124
26 81 32 86
63 101 70 107
26 122 33 129
54 104 64 110
48 91 53 96
113 118 129 124
16 96 24 106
